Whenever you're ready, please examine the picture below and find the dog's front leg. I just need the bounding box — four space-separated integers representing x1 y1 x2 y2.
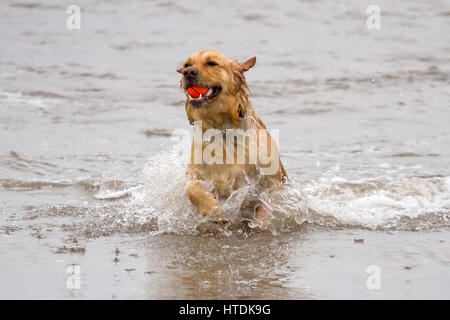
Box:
186 180 221 216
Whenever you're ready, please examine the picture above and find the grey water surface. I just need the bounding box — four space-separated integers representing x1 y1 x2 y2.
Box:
0 0 449 299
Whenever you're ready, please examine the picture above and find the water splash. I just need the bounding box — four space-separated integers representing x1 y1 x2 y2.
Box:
14 149 450 238
305 174 450 230
131 148 309 235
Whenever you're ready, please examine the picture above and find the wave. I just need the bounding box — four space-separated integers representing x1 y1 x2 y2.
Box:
5 148 450 237
305 175 450 231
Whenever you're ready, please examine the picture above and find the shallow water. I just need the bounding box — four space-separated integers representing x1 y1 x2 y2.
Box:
1 0 450 299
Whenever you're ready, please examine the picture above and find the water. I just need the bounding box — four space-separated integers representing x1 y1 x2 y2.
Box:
1 0 449 299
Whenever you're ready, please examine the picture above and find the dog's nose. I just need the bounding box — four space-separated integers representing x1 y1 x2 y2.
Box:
183 67 199 78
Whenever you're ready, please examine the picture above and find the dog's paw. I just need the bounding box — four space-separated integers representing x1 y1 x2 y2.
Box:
198 198 222 217
254 204 272 228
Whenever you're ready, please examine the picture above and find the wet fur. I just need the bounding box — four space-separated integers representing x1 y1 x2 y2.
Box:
178 50 287 222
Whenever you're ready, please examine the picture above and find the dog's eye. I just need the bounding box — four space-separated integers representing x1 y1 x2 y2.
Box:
184 63 191 68
207 61 217 66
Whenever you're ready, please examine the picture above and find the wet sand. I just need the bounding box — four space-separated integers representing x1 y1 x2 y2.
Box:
1 224 449 299
1 0 450 299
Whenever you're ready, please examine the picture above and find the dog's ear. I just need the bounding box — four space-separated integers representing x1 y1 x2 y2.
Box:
239 57 256 72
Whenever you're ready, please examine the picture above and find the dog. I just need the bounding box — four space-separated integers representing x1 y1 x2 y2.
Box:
178 50 287 226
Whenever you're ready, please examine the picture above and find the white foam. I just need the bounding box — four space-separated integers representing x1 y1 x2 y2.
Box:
112 144 309 235
92 144 450 233
94 185 143 200
1 91 51 110
306 175 450 229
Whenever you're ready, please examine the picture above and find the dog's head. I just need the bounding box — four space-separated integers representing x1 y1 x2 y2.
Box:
178 50 256 127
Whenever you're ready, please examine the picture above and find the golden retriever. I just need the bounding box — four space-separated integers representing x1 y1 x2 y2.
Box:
177 50 287 226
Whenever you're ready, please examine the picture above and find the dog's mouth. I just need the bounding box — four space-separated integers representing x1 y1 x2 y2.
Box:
185 85 222 107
